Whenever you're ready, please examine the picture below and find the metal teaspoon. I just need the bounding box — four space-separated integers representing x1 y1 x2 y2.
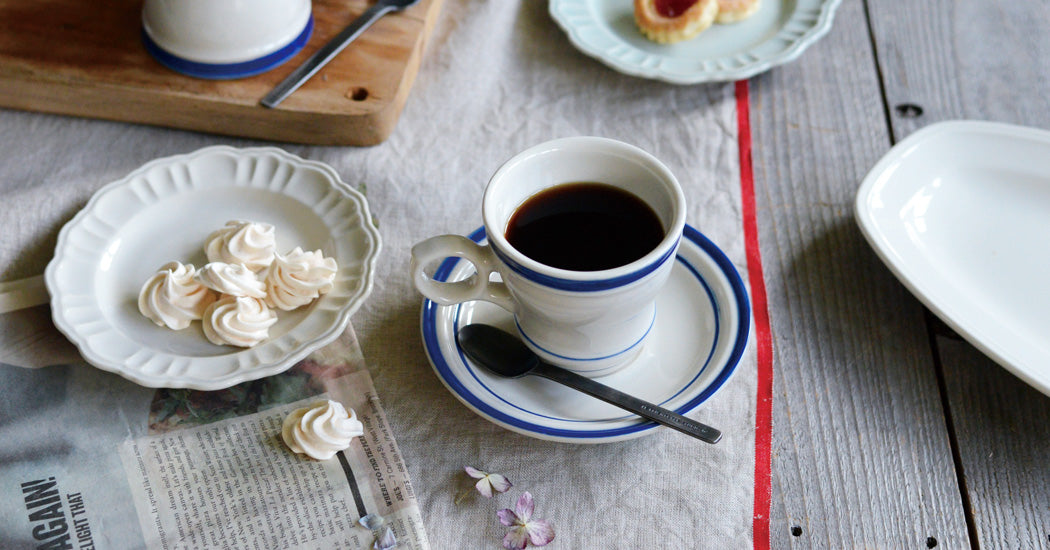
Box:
456 324 722 444
261 0 421 108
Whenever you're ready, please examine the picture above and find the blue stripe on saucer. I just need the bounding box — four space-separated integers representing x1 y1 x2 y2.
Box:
142 17 314 80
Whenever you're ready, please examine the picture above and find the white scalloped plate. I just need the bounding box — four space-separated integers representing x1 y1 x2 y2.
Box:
549 0 841 84
44 146 381 390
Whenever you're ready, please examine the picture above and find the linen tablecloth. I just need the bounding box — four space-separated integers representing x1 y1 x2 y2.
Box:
0 1 772 547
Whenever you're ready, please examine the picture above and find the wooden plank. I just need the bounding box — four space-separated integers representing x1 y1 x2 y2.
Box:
867 0 1050 547
747 0 971 546
937 334 1050 548
0 0 444 145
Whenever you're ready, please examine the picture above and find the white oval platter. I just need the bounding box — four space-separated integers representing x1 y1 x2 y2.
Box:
855 120 1050 396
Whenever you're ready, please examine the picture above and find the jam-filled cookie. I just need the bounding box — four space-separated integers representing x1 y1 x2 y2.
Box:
634 0 718 44
716 0 761 23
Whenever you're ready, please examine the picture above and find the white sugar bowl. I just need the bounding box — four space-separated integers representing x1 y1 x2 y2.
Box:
142 0 313 79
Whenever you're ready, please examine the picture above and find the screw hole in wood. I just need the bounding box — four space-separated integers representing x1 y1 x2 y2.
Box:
349 87 369 101
790 526 802 537
926 536 937 548
895 103 924 118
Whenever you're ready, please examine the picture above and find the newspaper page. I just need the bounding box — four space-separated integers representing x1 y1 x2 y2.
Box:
0 326 429 550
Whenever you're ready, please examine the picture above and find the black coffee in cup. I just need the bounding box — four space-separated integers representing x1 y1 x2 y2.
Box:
505 182 664 271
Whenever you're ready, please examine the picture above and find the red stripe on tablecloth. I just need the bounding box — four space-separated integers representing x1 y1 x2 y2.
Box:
736 80 773 550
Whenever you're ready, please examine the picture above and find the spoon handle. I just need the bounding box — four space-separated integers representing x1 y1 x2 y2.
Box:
261 0 400 108
532 363 722 444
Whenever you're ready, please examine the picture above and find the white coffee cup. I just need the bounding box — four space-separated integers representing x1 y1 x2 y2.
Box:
411 137 686 377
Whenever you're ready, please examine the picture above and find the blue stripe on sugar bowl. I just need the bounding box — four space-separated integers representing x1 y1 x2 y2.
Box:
142 17 314 80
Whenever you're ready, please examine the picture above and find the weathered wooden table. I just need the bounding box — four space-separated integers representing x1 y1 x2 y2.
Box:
758 1 1050 547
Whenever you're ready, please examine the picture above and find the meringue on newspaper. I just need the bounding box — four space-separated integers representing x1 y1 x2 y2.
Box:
201 295 278 347
265 247 338 310
204 220 277 272
282 400 364 460
138 261 218 330
196 261 268 298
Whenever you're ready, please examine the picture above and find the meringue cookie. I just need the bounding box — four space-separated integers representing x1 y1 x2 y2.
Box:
201 296 278 347
265 247 339 311
204 220 276 272
196 262 267 298
138 261 218 330
282 400 364 460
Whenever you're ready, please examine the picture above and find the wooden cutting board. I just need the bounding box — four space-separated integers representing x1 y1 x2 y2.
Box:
0 0 443 145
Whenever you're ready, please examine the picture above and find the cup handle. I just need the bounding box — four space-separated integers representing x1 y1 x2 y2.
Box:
410 235 517 312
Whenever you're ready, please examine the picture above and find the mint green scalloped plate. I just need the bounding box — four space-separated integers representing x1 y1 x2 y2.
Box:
550 0 841 84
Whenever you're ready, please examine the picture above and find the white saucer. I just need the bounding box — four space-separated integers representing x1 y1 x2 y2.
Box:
856 120 1050 396
421 225 750 443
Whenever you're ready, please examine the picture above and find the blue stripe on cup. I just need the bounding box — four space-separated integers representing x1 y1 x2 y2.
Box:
489 235 681 292
515 312 655 364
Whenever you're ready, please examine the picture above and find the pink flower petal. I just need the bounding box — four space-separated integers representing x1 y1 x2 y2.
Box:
488 473 513 493
515 491 535 521
464 466 486 479
374 526 397 550
358 513 385 531
496 508 519 527
502 527 530 550
475 477 494 498
525 519 555 546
